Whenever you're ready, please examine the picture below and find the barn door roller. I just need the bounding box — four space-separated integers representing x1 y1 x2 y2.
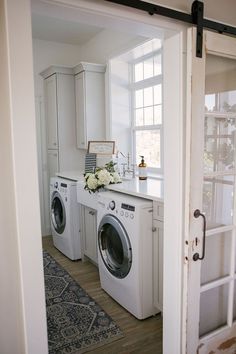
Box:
105 0 236 58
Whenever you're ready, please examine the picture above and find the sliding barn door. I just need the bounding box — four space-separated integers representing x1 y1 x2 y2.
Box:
186 28 236 354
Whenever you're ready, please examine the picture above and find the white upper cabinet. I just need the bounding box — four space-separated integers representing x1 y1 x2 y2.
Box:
74 62 106 149
44 75 58 149
75 73 86 148
41 66 81 173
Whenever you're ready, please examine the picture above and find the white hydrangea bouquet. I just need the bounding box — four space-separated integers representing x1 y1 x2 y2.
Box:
84 161 122 193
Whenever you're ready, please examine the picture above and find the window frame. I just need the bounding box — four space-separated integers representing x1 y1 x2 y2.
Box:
129 49 163 175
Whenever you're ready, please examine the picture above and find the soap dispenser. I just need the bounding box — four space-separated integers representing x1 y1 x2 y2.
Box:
138 156 147 180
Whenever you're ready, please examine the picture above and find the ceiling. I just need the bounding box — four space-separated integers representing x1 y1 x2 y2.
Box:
31 13 103 46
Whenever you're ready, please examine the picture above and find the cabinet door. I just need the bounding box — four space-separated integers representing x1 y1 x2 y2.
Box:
75 72 86 149
83 206 98 264
153 219 163 311
153 201 164 221
47 150 59 179
45 75 58 149
85 71 105 143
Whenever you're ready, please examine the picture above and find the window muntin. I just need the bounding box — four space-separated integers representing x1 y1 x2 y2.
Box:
134 53 162 83
131 51 163 173
134 84 162 127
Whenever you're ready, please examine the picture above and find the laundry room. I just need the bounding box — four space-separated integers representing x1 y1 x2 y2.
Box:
3 1 236 354
31 1 169 352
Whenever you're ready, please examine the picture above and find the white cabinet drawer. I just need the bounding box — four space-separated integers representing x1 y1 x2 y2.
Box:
153 201 164 221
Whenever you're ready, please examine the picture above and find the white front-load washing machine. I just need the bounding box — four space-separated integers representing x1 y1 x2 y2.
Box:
97 191 157 319
50 177 81 260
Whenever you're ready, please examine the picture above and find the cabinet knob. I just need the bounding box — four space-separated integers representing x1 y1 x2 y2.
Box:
89 210 95 216
53 142 57 146
152 227 157 232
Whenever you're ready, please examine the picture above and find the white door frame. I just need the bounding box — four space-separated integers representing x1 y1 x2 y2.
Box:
33 2 186 353
0 0 48 353
46 3 185 353
185 27 207 354
3 1 186 353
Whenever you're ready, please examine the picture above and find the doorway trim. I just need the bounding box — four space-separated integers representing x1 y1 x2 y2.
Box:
33 1 185 353
1 1 48 353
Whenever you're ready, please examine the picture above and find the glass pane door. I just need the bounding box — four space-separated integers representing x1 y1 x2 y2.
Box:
199 53 236 340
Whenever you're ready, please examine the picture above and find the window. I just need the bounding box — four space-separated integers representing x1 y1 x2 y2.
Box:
131 50 163 174
204 90 236 228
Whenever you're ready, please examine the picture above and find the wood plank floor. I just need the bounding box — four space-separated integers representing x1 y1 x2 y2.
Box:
42 236 163 354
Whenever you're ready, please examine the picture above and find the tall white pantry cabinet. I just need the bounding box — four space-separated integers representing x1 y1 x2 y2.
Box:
41 66 81 179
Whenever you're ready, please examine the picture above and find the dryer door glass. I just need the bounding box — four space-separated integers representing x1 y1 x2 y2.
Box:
51 191 66 234
98 215 132 279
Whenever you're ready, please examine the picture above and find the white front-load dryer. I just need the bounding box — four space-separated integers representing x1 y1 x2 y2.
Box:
97 191 157 319
50 177 81 260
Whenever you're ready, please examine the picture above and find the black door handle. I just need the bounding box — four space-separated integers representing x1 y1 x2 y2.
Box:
193 209 206 261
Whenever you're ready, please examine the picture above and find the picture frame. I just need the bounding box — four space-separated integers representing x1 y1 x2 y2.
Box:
87 141 115 155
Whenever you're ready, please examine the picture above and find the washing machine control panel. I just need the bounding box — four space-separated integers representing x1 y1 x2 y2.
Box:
106 199 135 221
120 209 135 220
121 203 135 212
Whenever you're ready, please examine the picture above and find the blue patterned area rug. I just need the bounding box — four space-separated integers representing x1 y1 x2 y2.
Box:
43 251 123 354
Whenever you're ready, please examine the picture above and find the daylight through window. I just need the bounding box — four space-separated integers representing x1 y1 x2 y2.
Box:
131 49 163 173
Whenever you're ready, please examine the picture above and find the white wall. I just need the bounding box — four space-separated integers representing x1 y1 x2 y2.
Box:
109 59 132 156
78 28 145 63
85 0 236 27
149 0 236 26
33 38 83 96
0 0 48 353
33 31 145 104
0 2 24 352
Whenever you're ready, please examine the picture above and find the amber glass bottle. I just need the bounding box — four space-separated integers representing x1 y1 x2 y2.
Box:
138 155 147 180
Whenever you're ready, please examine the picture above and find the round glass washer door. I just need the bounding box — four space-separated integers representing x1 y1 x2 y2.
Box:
51 191 66 234
98 214 132 279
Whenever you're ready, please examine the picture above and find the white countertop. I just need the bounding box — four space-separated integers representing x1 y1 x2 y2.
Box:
57 171 164 202
106 177 164 202
56 170 84 181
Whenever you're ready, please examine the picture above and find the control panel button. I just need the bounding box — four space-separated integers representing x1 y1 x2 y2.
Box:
130 214 134 219
120 210 124 216
54 182 58 189
109 200 116 210
125 212 129 218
